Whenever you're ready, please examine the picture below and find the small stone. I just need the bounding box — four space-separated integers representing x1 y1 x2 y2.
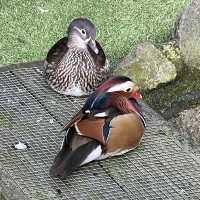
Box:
114 42 177 89
14 142 27 150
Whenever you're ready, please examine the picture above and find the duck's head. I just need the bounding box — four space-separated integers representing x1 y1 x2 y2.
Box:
96 76 142 100
83 76 142 111
67 18 98 54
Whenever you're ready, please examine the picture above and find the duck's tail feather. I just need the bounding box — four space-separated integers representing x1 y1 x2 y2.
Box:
49 136 101 178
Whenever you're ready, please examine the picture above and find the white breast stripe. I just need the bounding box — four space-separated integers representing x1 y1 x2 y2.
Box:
81 145 102 165
94 112 108 117
74 123 83 135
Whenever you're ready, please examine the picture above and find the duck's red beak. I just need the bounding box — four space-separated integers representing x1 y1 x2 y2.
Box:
130 91 142 100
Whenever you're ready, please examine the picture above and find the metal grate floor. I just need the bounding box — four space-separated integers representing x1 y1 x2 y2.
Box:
0 62 200 200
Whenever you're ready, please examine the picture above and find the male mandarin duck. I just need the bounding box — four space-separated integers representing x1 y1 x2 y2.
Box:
50 76 146 178
44 17 110 96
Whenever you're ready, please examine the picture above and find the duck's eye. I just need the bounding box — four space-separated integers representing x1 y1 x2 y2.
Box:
81 29 86 35
126 88 132 92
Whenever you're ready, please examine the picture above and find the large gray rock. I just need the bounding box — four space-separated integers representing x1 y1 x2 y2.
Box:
177 0 200 70
114 42 177 89
174 106 200 147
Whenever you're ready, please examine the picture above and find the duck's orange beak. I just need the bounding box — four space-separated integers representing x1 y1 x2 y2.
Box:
130 91 142 100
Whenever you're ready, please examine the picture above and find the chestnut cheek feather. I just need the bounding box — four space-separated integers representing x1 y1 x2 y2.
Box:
131 91 142 100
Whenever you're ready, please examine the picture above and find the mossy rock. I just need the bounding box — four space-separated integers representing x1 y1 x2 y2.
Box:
177 0 200 70
114 42 177 90
161 41 184 73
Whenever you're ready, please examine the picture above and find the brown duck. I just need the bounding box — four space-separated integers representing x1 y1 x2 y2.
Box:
44 18 110 96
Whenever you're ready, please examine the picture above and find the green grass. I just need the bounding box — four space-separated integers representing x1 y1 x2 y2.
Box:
0 0 190 65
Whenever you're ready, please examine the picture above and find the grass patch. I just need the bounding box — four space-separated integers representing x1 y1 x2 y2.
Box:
0 0 189 65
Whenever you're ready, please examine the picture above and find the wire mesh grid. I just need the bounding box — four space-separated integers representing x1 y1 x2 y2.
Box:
0 63 200 200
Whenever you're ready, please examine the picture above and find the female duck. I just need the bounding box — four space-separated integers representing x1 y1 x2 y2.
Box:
44 18 110 96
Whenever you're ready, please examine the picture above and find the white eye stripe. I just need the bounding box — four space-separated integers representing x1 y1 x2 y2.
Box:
74 26 86 35
107 81 134 93
74 26 80 32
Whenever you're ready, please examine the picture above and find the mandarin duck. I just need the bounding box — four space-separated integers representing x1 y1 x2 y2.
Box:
44 18 110 96
50 76 146 178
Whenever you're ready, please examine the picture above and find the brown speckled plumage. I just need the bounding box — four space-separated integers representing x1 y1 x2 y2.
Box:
44 18 110 96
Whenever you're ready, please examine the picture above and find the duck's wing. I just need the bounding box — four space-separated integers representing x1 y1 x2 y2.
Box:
61 91 109 131
50 101 146 178
75 112 113 144
45 37 69 67
61 109 113 145
61 109 85 131
50 108 116 178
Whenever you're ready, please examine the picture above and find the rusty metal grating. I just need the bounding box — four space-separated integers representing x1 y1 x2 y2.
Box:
0 62 200 200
